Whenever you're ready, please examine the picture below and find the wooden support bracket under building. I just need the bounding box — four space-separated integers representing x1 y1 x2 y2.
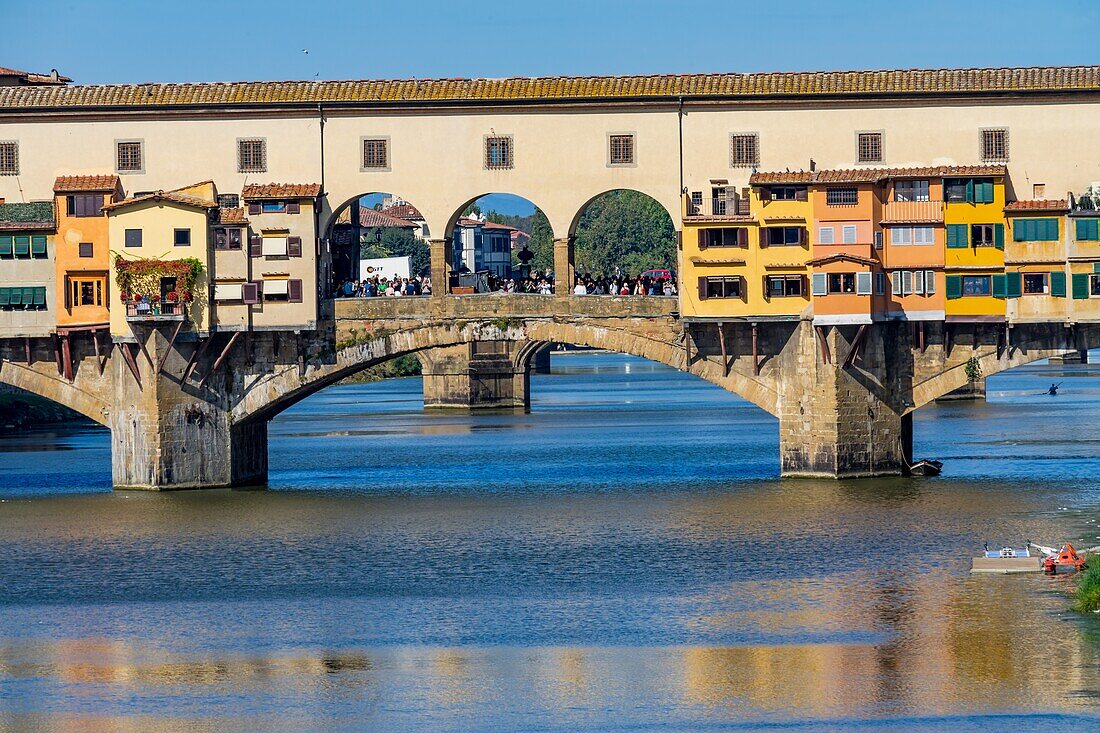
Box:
918 322 926 354
843 324 867 369
155 319 184 377
751 322 760 376
91 329 111 375
184 337 214 382
52 334 62 376
815 325 831 365
120 342 142 389
296 331 305 376
684 325 693 368
716 322 729 377
136 327 155 369
60 331 73 383
24 337 31 364
199 331 240 388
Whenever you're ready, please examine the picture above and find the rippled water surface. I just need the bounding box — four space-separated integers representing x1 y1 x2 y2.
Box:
2 353 1100 731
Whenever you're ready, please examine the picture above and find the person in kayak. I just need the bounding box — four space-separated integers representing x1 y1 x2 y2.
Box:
1048 383 1059 395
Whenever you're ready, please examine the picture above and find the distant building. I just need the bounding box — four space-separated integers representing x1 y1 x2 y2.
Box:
452 216 515 279
380 196 429 240
0 66 71 86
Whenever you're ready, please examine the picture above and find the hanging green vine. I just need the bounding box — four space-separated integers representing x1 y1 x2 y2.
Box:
964 356 983 383
114 255 204 303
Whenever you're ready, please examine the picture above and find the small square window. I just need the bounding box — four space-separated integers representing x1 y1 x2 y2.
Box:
981 128 1009 162
78 242 93 258
730 133 759 168
0 141 18 175
1033 183 1046 199
217 194 240 208
116 141 143 172
237 138 266 173
362 138 389 169
857 132 883 163
124 229 142 247
609 134 634 165
174 228 191 247
485 135 513 170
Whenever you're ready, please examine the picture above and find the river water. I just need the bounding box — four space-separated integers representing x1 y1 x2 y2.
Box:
1 353 1099 731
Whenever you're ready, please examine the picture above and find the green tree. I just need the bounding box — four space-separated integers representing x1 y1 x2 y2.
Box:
573 190 675 277
359 227 430 276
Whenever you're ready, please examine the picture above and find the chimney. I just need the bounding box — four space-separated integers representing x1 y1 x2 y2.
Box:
50 69 59 83
809 159 817 172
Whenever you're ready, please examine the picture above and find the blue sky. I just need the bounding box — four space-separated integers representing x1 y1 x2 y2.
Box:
7 1 1100 84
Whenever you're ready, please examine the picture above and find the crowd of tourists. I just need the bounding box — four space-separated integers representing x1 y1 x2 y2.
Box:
335 271 676 297
338 275 431 297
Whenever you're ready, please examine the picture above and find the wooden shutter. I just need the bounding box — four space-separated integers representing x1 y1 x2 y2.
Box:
697 276 708 300
286 201 301 214
288 236 302 257
242 282 260 304
1005 272 1021 298
945 275 962 299
1076 218 1099 241
964 179 975 203
248 202 261 216
288 279 303 303
249 235 262 257
994 224 1004 250
796 227 806 246
1050 271 1066 297
992 273 1007 298
1072 272 1090 299
946 224 968 248
697 230 708 250
737 228 748 247
794 188 808 202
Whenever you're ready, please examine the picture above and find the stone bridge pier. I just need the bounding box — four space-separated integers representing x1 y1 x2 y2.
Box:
418 340 536 411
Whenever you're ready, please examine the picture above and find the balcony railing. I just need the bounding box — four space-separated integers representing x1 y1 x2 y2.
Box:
126 300 187 322
688 197 751 217
882 200 945 223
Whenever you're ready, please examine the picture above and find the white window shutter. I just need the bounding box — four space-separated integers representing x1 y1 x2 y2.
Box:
925 271 936 294
891 271 902 294
902 270 913 295
843 225 857 244
856 271 872 295
812 272 828 296
914 270 925 294
818 226 834 244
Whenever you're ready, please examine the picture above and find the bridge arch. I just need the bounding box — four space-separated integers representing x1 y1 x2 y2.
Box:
566 189 679 284
567 187 679 240
323 191 432 290
0 360 110 426
231 318 779 425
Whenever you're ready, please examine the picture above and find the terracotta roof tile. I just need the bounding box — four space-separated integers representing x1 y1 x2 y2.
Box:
1004 199 1069 212
53 174 121 193
217 207 248 224
3 66 1099 109
358 208 418 228
101 189 215 212
241 183 321 200
380 203 424 221
750 165 1007 185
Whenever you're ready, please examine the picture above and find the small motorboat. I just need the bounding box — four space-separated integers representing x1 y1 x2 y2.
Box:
971 545 1041 574
908 459 943 476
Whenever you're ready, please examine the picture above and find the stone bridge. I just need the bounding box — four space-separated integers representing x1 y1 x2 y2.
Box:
0 293 1092 489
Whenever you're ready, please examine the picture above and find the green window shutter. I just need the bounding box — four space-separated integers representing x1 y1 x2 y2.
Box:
1005 271 1022 298
992 273 1007 298
0 235 11 256
1094 263 1100 274
1013 219 1029 242
33 287 46 306
947 224 968 248
0 287 8 306
1076 218 1100 241
1050 271 1067 297
965 179 975 203
976 182 992 203
22 287 35 305
946 275 963 299
30 235 46 256
13 236 30 256
8 288 21 306
1073 273 1090 299
1045 219 1059 241
994 223 1004 249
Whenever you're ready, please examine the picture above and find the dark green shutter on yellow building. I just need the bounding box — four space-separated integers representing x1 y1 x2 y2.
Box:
1005 272 1022 298
946 224 968 248
1050 271 1066 297
992 274 1007 298
994 223 1004 249
1076 218 1100 241
1073 273 1090 298
946 275 963 299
